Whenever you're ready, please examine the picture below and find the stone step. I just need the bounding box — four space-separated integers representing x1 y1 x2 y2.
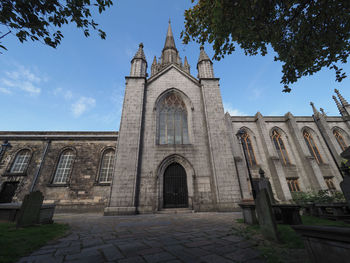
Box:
158 208 194 214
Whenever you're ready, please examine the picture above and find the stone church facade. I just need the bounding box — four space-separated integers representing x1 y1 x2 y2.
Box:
0 23 349 214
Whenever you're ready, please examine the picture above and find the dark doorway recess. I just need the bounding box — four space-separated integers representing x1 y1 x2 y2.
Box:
0 182 19 203
163 162 188 208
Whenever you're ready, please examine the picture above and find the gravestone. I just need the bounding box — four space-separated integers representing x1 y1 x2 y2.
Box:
257 168 276 204
16 191 44 228
340 177 350 209
255 189 279 241
340 148 350 208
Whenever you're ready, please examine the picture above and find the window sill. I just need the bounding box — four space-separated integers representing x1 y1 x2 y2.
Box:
47 184 69 187
93 182 111 186
156 144 193 147
2 172 27 177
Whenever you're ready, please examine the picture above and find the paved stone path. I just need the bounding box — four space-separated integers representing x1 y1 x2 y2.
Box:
18 212 264 263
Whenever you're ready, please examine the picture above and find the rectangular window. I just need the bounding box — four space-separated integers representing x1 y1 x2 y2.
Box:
325 177 336 190
287 178 300 192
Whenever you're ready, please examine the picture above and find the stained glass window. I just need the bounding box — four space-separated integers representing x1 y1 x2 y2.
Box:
10 149 31 173
333 130 347 151
53 150 75 184
99 149 115 183
272 130 291 165
303 131 323 164
241 131 257 167
158 92 189 144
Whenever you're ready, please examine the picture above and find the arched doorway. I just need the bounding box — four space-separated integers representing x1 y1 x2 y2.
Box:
163 163 188 208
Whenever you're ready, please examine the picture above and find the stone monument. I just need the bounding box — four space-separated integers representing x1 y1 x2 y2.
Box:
255 189 279 241
16 191 44 228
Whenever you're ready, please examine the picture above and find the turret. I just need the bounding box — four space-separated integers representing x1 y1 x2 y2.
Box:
333 95 348 117
183 56 190 74
197 46 214 78
334 89 350 117
151 56 158 77
310 102 320 117
130 43 147 77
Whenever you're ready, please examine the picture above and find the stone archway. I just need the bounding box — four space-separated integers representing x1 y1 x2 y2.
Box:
157 154 195 210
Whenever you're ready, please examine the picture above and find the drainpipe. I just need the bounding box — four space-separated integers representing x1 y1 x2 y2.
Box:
30 140 51 192
0 140 12 163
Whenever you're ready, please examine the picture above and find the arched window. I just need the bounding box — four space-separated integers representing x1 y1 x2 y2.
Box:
10 149 31 173
271 130 290 165
333 130 347 151
98 149 115 183
158 92 189 144
53 149 75 184
241 131 257 167
303 130 323 164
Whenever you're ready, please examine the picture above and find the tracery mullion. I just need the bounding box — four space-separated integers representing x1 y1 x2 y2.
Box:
277 136 286 165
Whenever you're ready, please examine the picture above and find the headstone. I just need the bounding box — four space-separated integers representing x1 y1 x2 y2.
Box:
255 189 279 241
256 168 276 204
16 191 44 228
340 176 350 209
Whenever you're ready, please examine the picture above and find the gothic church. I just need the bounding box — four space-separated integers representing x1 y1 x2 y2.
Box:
0 23 348 214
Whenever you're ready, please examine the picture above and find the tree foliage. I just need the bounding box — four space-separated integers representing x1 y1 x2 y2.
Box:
0 0 113 51
182 0 350 92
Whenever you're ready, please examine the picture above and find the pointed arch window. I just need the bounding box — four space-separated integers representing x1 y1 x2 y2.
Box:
333 130 347 151
10 149 31 173
53 149 75 184
303 131 323 164
98 149 115 183
158 92 189 144
241 131 257 167
271 130 291 165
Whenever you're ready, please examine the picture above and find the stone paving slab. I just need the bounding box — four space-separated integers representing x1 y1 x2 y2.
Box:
17 212 265 263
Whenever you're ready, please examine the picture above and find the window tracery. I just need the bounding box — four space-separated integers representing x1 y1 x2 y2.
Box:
158 92 189 144
271 129 290 165
241 131 257 167
303 130 323 164
333 130 347 151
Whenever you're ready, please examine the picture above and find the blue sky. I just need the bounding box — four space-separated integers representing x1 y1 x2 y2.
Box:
1 0 350 131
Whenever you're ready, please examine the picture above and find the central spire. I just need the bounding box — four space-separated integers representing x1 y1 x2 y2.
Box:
150 21 191 77
163 20 177 51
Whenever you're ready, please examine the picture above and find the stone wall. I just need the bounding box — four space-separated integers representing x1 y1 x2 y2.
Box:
0 132 117 212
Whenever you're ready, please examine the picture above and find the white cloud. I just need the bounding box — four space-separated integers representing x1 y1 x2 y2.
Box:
71 97 96 117
0 65 43 95
99 84 124 126
53 87 73 100
0 87 11 94
64 90 73 100
223 102 247 116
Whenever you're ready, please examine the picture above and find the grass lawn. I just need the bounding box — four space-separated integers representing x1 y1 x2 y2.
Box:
0 222 69 263
234 215 350 263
